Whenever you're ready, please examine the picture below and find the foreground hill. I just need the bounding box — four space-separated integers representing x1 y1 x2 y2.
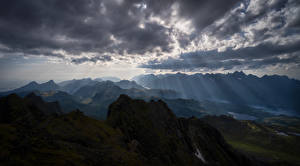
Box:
0 94 261 166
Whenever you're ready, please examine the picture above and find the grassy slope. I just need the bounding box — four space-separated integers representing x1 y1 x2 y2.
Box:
226 138 300 166
201 116 300 166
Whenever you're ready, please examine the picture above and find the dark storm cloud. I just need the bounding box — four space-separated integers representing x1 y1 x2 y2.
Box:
71 55 112 64
140 0 300 72
207 0 300 40
176 0 241 31
141 41 300 70
0 46 65 59
112 22 173 55
0 0 173 59
1 0 299 72
0 0 241 63
145 0 241 30
0 0 110 54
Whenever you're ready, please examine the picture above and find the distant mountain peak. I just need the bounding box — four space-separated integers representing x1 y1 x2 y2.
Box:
114 80 145 90
133 72 300 111
98 76 121 82
231 71 246 77
119 80 130 83
28 81 38 85
175 72 186 75
45 80 55 84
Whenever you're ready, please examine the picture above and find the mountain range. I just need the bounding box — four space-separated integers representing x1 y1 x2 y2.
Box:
1 73 300 165
0 80 60 96
133 72 300 114
1 72 299 120
0 79 182 119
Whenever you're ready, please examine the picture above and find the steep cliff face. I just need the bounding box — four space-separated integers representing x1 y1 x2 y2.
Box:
107 95 261 166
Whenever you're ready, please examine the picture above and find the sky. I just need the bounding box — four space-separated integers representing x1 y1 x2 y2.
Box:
0 0 300 89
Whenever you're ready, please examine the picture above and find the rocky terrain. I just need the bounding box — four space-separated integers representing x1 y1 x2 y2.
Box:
0 94 262 166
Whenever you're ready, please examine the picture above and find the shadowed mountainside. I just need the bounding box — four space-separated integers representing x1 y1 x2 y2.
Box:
0 94 262 166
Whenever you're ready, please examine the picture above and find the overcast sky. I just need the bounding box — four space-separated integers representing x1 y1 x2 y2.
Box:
1 0 300 89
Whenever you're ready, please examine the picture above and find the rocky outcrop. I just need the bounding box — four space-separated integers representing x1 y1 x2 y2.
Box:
107 94 261 166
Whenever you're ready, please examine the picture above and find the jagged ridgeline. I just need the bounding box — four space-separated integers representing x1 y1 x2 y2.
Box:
0 93 262 166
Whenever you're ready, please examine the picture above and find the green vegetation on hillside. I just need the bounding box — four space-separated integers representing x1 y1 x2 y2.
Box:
201 115 300 166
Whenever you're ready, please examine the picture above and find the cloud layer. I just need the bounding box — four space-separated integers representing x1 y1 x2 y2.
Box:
0 0 300 78
0 0 240 62
141 41 300 70
141 0 300 74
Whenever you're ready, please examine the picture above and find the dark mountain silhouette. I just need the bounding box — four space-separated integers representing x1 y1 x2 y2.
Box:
133 72 300 113
0 78 146 98
0 94 263 166
40 90 209 120
70 81 181 119
96 76 121 82
93 78 103 82
1 72 299 120
0 80 60 96
58 78 99 94
0 79 185 119
114 80 145 89
74 81 180 100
